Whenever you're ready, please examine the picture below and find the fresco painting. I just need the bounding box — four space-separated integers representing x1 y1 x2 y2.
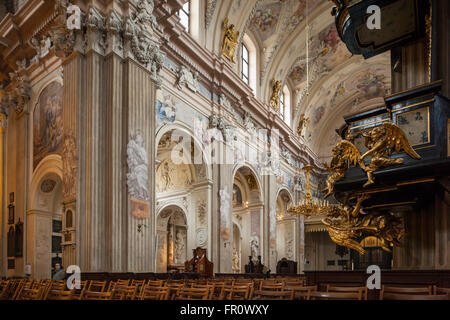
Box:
33 82 63 169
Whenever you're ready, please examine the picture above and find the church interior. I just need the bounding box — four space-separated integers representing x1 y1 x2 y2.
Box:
0 0 449 301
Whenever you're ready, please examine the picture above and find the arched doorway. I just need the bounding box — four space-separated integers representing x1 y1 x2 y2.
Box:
275 189 295 264
155 126 211 271
156 205 188 273
232 165 263 271
28 157 63 279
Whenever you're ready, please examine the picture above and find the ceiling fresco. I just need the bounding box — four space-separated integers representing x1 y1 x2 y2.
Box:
207 0 392 160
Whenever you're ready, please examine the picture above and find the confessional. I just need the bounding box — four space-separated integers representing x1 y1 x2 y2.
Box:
184 247 213 277
276 258 297 274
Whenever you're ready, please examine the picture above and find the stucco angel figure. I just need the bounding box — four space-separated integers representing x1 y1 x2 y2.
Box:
127 132 149 201
222 18 239 62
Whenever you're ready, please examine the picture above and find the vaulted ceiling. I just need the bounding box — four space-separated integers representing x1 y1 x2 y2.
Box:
205 0 391 161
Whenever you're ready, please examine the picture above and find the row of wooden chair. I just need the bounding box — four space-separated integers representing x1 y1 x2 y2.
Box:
2 278 449 300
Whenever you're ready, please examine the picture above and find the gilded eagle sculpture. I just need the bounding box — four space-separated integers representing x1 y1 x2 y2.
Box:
323 122 421 198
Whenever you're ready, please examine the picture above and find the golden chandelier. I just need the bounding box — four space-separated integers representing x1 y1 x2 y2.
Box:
287 165 333 217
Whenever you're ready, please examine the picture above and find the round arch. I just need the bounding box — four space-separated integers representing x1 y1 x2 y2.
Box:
29 154 63 208
232 162 263 195
155 121 212 181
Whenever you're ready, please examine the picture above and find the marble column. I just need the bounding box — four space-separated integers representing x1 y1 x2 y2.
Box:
124 60 157 272
61 52 84 270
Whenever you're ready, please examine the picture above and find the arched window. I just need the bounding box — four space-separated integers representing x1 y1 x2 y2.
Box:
281 85 291 126
242 34 258 94
177 1 190 33
241 44 249 84
280 91 285 120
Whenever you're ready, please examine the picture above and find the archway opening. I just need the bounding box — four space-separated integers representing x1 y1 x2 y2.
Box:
156 205 188 273
232 166 263 272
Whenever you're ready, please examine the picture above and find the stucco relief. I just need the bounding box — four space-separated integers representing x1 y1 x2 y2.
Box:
156 160 192 193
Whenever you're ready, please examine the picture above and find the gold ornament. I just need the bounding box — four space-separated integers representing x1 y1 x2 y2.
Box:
323 122 421 197
222 18 239 63
297 114 309 137
269 79 282 111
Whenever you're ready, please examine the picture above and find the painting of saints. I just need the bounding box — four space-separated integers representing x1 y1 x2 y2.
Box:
33 82 63 169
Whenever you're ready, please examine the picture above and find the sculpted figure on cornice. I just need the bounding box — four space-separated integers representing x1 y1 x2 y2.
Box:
209 114 236 144
49 0 79 58
176 65 200 93
222 18 239 63
243 111 257 137
269 79 282 112
124 10 165 86
29 36 52 63
219 93 233 110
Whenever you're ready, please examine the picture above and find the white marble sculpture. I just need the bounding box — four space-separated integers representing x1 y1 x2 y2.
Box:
126 132 149 201
270 206 277 239
219 186 231 229
174 230 186 264
250 232 259 262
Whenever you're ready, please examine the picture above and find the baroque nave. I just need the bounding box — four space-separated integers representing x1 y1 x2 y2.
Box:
0 0 449 301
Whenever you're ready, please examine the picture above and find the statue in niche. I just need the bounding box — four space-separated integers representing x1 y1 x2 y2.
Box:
250 232 259 262
232 248 240 273
126 132 149 201
174 230 186 265
161 161 173 191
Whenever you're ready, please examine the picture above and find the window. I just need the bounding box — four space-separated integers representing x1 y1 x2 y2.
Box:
177 1 190 32
241 44 249 84
281 85 291 126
